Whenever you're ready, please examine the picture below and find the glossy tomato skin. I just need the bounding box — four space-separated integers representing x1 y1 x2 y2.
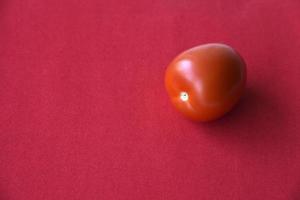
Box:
165 43 246 122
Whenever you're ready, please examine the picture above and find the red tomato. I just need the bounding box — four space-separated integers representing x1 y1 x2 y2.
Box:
165 43 246 122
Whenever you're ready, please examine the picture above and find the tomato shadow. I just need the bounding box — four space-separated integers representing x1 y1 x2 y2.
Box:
196 85 287 146
289 183 300 200
0 0 7 18
0 185 9 200
291 191 300 200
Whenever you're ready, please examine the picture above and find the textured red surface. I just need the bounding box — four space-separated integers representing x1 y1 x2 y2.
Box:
0 0 300 199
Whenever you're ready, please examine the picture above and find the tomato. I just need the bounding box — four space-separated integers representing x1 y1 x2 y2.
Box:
165 43 246 122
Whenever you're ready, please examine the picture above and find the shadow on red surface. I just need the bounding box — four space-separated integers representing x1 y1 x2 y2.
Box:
0 184 9 200
291 185 300 200
0 0 7 19
198 85 286 145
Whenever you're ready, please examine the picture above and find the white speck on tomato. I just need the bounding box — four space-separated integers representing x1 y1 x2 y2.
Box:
180 92 189 102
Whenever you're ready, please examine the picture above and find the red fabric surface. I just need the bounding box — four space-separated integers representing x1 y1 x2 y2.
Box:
0 0 300 199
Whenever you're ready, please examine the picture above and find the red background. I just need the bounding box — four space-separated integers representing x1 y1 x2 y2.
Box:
0 0 300 199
